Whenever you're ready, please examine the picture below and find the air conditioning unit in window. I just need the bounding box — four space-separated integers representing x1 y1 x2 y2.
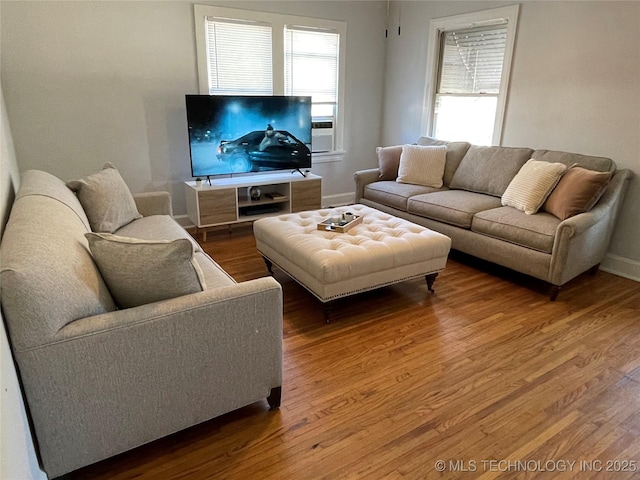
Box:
311 120 334 153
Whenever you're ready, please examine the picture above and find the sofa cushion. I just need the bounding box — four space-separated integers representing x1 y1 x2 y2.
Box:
364 181 442 211
115 215 202 253
472 206 561 253
68 163 142 233
449 145 534 197
1 194 117 351
543 166 612 220
416 136 471 186
397 144 447 188
85 233 207 309
407 190 502 229
532 149 614 173
376 145 403 181
501 159 567 214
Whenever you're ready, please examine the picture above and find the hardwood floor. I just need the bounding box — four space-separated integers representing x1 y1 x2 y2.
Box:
72 224 640 479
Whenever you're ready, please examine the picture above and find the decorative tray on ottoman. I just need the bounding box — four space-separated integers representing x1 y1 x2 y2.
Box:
317 214 363 233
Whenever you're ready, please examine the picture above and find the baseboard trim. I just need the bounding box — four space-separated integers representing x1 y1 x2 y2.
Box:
322 192 355 207
600 253 640 282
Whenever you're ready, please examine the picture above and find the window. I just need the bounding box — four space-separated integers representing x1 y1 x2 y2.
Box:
194 5 346 158
284 27 339 123
423 6 519 145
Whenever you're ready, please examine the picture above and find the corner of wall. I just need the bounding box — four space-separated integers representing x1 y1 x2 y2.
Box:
1 86 47 480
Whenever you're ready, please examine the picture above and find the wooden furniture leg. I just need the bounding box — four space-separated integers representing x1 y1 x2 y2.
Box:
322 301 335 324
263 257 274 275
267 386 282 410
549 285 561 301
425 273 438 293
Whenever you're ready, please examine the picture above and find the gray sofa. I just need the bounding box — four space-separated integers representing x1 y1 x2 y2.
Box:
355 137 632 299
0 169 283 478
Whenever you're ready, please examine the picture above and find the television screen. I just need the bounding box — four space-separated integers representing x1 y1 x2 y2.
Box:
185 95 312 177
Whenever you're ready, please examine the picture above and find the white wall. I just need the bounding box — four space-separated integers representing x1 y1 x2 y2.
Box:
0 0 387 214
1 88 47 480
383 0 640 279
0 2 636 255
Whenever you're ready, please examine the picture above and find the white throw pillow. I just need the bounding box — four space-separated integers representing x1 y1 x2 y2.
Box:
396 144 447 188
85 233 206 308
68 163 141 233
501 159 567 214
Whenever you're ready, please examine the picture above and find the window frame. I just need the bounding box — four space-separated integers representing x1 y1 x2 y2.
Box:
421 5 520 146
193 5 347 160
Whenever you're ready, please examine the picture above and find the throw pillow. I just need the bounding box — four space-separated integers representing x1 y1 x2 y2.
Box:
68 163 141 233
85 233 206 309
501 159 567 214
376 145 404 180
396 144 447 188
544 166 611 220
449 146 534 197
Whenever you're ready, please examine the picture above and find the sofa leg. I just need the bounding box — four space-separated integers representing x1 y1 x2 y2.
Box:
549 285 561 301
425 273 438 293
267 386 282 410
589 263 600 276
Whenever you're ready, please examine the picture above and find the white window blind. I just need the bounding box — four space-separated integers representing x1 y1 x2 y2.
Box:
284 26 339 119
438 24 507 94
204 17 273 95
432 22 510 145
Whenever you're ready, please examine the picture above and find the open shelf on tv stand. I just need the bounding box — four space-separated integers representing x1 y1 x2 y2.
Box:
185 172 322 241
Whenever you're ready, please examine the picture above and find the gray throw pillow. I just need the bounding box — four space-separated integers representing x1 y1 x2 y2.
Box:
85 233 207 308
68 163 141 233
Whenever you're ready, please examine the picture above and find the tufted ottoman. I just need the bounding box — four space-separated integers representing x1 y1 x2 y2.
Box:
253 204 451 321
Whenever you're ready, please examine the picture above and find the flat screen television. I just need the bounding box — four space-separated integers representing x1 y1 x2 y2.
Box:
185 95 312 177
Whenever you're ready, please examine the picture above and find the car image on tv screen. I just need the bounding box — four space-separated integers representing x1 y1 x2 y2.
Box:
217 128 311 173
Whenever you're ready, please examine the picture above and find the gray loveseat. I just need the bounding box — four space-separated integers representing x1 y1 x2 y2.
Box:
0 169 283 478
355 137 632 299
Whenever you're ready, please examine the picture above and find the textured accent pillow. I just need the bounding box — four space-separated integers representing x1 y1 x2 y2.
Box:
544 166 611 220
68 163 141 233
376 145 404 180
416 137 472 187
501 159 567 215
85 233 206 308
396 144 447 188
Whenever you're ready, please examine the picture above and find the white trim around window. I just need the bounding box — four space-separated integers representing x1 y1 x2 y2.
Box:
193 5 347 158
421 5 520 145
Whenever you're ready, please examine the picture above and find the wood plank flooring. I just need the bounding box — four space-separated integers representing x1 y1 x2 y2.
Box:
72 224 640 479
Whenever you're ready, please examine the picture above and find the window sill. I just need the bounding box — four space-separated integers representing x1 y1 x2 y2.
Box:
312 150 345 163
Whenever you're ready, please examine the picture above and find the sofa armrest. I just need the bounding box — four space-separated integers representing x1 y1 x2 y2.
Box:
354 168 381 202
549 169 632 285
133 191 173 217
17 277 282 477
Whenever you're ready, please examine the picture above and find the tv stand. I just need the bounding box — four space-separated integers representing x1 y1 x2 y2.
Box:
291 168 308 177
185 172 322 241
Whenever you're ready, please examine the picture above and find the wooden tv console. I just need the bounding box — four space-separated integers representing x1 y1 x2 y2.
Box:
185 172 322 241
